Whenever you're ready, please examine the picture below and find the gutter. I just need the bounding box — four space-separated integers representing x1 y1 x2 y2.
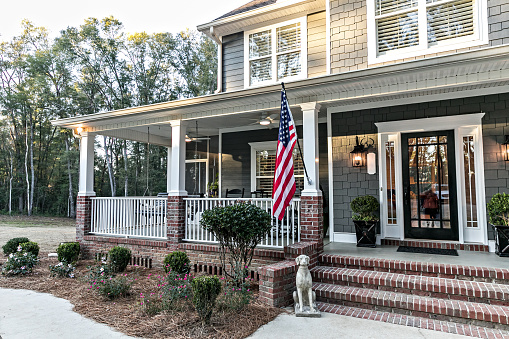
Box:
209 27 223 94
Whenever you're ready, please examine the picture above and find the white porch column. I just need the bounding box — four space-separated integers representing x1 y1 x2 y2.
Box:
166 147 172 193
78 131 96 196
299 102 321 196
169 120 187 196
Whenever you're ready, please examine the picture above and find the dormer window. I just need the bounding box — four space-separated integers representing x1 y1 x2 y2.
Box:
245 18 307 87
367 0 488 64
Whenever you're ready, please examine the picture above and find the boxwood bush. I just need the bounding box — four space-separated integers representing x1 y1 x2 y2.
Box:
191 276 222 325
2 237 30 255
109 246 131 272
487 193 509 226
350 195 380 222
163 251 191 274
20 241 39 257
57 242 80 264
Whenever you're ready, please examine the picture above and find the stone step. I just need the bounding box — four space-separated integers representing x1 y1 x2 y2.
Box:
319 254 509 283
313 282 509 329
317 301 509 339
311 266 509 305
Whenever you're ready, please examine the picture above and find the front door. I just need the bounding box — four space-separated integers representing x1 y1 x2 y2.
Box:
402 131 458 240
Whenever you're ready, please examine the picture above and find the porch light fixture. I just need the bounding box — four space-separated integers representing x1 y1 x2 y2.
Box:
72 127 83 138
350 136 367 167
259 118 271 126
185 135 192 142
503 135 509 161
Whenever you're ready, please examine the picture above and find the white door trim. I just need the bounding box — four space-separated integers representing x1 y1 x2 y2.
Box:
376 113 487 244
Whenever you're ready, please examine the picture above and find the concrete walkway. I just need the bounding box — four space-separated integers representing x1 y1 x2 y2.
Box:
0 288 467 339
0 288 136 339
248 311 467 339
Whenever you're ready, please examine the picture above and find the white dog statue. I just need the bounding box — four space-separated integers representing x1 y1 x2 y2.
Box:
293 254 320 317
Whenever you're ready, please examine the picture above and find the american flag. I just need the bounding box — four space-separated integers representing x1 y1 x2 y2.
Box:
272 87 297 220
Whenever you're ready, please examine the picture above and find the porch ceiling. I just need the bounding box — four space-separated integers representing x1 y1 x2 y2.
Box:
52 45 509 146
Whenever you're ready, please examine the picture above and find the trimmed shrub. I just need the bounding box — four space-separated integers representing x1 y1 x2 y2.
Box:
350 195 380 222
1 249 39 276
95 275 133 299
57 242 80 264
108 246 131 272
20 241 39 257
2 237 30 255
487 193 509 226
200 203 272 284
163 251 191 274
191 276 222 325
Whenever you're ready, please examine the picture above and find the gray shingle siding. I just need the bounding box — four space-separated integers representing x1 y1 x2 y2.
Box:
330 94 509 236
222 33 244 92
221 124 329 199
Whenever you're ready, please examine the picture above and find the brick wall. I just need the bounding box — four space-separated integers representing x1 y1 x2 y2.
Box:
76 195 93 242
167 195 186 244
330 93 509 236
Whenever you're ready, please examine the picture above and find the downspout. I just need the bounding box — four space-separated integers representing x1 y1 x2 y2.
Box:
209 26 223 94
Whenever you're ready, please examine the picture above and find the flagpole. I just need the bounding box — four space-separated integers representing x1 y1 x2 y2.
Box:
281 82 312 186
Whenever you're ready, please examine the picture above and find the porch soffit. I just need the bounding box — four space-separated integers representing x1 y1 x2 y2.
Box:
51 45 509 139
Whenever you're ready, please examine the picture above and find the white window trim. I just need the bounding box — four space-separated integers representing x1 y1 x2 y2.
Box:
249 140 304 193
375 113 487 245
244 17 308 88
366 0 489 65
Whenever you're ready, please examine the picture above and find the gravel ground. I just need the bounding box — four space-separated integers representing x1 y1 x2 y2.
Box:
0 215 75 252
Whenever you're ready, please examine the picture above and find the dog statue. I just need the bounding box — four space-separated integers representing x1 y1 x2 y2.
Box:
293 254 319 316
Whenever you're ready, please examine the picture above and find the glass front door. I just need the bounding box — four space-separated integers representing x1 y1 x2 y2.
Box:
402 130 458 240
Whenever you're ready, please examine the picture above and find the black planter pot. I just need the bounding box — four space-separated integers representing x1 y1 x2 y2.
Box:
492 224 509 257
353 220 378 248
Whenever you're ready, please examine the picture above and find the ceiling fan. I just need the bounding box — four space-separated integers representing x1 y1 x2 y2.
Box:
249 113 279 128
186 121 211 142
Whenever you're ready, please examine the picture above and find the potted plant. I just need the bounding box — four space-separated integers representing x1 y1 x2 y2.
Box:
207 174 219 197
350 195 380 248
487 193 509 257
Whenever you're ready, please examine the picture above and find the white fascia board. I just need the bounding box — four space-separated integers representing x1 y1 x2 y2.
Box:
51 45 509 130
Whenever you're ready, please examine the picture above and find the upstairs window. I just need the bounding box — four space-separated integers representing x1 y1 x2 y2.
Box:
368 0 487 63
245 18 307 87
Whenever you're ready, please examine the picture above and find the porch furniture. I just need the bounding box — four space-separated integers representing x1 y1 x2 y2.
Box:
225 188 245 198
251 190 269 198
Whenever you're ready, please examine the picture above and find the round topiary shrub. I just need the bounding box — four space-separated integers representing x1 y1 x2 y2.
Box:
350 195 380 221
163 251 191 274
20 241 40 257
487 193 509 226
2 237 30 256
57 242 81 264
191 276 222 325
109 246 131 272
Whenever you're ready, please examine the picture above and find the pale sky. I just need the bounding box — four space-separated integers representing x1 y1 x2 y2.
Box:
0 0 249 41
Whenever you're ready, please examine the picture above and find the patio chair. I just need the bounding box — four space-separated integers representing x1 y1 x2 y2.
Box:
225 188 245 198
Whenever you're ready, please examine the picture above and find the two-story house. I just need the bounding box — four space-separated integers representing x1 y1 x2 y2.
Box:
52 0 509 330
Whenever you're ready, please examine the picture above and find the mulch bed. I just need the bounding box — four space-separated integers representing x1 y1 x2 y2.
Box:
0 253 284 338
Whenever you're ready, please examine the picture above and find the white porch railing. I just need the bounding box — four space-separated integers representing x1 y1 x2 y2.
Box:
90 197 167 239
184 198 301 248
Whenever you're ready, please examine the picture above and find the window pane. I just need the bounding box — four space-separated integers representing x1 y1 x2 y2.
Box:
249 30 271 58
255 148 304 194
277 52 301 79
463 136 478 228
376 0 418 15
386 141 397 224
377 11 419 53
427 0 474 44
250 58 272 85
277 23 301 53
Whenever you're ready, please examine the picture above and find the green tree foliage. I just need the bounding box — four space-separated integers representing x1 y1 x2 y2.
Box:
0 18 217 215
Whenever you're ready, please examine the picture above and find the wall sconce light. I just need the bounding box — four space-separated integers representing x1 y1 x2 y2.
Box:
350 136 375 168
350 136 366 167
503 135 509 161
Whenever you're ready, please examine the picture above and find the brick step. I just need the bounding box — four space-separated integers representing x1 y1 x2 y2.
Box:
317 301 509 339
313 282 509 329
319 254 509 283
311 266 509 305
